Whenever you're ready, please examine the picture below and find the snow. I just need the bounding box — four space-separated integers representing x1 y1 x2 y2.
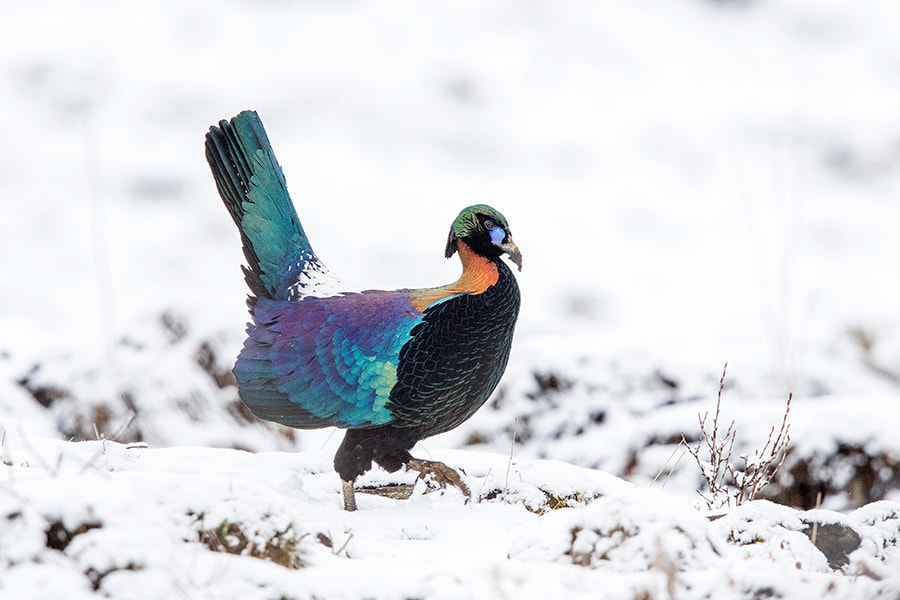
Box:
3 0 900 598
2 438 898 599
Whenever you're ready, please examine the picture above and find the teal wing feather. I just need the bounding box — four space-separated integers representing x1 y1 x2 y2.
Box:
236 291 422 428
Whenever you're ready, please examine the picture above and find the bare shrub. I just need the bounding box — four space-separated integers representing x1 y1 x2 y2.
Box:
682 364 791 509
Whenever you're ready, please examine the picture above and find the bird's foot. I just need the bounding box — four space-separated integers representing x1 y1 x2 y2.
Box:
342 479 358 512
406 458 471 500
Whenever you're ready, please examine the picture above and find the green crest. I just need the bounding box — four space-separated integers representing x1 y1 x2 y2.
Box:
451 204 510 238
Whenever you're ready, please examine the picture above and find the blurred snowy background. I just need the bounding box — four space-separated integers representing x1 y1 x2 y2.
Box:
2 0 900 512
4 1 900 598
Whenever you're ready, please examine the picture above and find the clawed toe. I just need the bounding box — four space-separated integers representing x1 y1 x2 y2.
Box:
406 458 471 499
341 460 471 509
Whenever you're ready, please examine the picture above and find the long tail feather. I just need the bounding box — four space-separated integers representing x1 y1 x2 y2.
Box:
205 110 314 301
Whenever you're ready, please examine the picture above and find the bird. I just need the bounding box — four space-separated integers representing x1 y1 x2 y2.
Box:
205 110 521 511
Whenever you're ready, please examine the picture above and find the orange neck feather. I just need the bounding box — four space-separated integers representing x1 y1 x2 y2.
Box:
410 241 499 312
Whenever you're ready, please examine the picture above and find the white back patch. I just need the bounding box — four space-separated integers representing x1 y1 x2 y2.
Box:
285 255 361 300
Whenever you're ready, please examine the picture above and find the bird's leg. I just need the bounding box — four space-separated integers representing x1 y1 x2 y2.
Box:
342 479 358 512
406 458 471 499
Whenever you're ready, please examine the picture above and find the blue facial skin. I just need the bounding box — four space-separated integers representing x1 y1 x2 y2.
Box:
489 226 506 245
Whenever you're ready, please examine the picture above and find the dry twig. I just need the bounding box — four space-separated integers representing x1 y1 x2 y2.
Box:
682 364 792 509
504 417 518 504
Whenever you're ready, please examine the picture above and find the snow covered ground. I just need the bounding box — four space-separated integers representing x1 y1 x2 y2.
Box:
2 0 900 597
2 438 899 599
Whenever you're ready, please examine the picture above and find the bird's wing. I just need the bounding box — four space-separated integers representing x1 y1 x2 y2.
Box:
234 290 423 429
206 110 350 302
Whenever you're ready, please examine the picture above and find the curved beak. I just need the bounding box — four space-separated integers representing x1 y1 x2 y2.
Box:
499 239 523 271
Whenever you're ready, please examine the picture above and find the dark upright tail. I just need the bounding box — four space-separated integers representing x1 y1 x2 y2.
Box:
205 110 315 302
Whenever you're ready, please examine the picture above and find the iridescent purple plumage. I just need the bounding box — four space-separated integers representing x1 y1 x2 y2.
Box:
206 110 521 511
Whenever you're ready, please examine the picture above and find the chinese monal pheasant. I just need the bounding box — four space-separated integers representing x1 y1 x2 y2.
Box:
205 111 521 511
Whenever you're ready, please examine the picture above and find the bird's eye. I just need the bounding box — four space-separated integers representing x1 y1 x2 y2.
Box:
484 220 495 231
